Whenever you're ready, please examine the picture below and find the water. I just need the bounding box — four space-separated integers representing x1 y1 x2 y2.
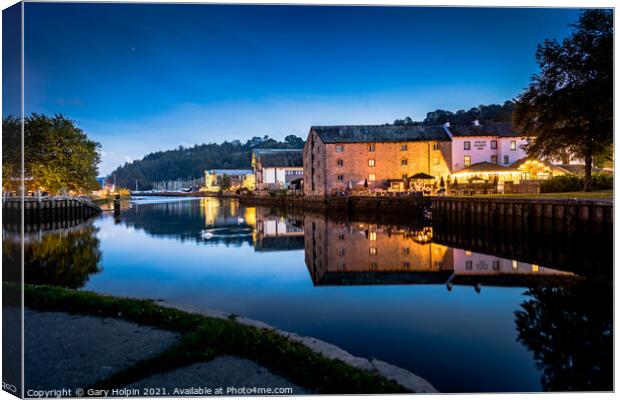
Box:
9 196 612 393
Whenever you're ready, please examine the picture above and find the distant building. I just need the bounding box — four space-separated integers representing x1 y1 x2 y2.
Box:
444 121 528 172
303 125 452 197
252 149 304 191
202 169 254 192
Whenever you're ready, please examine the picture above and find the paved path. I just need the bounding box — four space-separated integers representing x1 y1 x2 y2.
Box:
127 356 309 395
23 309 307 395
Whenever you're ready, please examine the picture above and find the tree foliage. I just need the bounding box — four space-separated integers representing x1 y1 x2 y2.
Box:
513 9 613 191
108 135 305 190
394 101 515 126
2 114 101 194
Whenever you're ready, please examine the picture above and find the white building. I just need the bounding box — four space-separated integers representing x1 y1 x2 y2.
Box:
444 121 528 173
251 149 304 191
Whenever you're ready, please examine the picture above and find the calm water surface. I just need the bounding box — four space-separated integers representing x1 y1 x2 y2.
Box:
13 197 612 393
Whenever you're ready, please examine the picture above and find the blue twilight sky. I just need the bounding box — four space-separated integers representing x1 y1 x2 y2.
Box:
16 3 581 175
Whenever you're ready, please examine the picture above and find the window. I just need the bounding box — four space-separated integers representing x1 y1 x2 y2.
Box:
339 248 345 256
510 140 517 150
464 156 472 167
403 261 410 268
402 247 410 255
337 159 344 167
490 140 497 149
492 261 500 271
401 159 408 166
464 141 471 150
504 155 510 165
402 174 408 180
338 262 346 270
369 231 377 241
369 247 377 255
336 145 344 153
337 175 344 181
466 261 473 270
338 233 345 241
401 144 408 151
368 159 375 167
532 264 539 273
368 173 376 181
433 157 440 166
433 143 440 150
370 261 378 269
491 155 498 164
368 144 375 152
512 260 518 270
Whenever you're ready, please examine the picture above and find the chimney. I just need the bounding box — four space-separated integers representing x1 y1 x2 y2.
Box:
473 119 480 126
443 121 453 138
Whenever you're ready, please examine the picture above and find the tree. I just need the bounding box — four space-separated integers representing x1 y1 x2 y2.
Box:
3 114 101 194
513 10 612 191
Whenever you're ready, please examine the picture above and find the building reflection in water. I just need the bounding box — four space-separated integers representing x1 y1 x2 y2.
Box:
253 207 304 252
303 213 575 289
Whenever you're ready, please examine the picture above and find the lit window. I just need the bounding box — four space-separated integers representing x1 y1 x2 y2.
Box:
368 174 376 181
464 141 471 150
504 155 510 165
401 159 408 166
512 260 518 270
491 155 498 164
464 156 472 167
532 264 539 273
433 157 440 166
401 144 407 151
433 143 440 150
368 144 375 152
465 250 472 256
337 159 344 167
336 145 344 153
466 261 473 270
490 140 497 149
369 231 377 241
368 159 375 167
369 247 377 255
337 175 344 181
510 141 517 150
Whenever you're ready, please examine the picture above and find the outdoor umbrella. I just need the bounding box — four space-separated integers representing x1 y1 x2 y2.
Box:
410 172 435 180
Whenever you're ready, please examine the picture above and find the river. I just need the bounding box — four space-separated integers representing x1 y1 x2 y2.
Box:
8 196 612 393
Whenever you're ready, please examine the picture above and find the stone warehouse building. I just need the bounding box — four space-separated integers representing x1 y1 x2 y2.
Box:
252 149 304 191
303 125 453 197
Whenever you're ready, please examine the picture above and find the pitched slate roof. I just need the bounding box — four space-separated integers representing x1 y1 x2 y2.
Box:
453 161 517 174
208 169 253 175
311 125 451 144
253 149 303 168
447 122 521 138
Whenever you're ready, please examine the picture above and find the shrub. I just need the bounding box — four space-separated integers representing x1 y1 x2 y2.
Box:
540 175 583 193
540 173 613 193
592 173 614 190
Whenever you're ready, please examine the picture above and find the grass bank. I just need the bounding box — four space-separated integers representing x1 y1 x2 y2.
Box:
15 284 408 394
